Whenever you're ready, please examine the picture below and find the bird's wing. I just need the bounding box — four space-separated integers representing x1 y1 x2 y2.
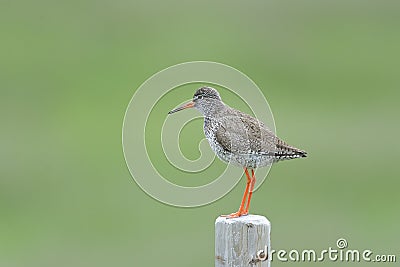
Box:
215 109 307 158
214 110 277 155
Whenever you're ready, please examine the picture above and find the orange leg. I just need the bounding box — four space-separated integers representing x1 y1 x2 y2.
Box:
221 168 251 218
244 169 256 214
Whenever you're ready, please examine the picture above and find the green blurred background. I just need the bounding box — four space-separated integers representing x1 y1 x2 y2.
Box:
1 0 399 266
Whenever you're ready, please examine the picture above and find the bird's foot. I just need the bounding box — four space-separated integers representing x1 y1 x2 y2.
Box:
220 211 248 219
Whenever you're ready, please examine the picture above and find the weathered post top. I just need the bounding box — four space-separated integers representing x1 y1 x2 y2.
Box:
215 215 271 267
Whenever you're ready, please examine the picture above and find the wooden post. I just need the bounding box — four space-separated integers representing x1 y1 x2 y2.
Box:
215 215 271 267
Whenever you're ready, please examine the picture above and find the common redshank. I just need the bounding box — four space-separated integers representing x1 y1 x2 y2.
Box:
168 87 307 218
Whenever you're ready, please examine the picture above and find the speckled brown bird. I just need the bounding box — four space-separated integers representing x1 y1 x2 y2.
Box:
168 87 307 218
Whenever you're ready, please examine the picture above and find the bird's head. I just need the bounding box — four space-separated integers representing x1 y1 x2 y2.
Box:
168 87 223 116
193 86 222 102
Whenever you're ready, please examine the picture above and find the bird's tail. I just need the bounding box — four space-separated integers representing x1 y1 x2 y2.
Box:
274 140 307 162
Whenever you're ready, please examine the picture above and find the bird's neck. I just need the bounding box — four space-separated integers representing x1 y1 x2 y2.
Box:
198 100 225 117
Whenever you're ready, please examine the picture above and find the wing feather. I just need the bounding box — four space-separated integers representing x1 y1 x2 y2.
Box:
214 108 306 159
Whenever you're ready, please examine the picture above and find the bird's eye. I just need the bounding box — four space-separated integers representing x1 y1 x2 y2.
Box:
194 95 203 101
